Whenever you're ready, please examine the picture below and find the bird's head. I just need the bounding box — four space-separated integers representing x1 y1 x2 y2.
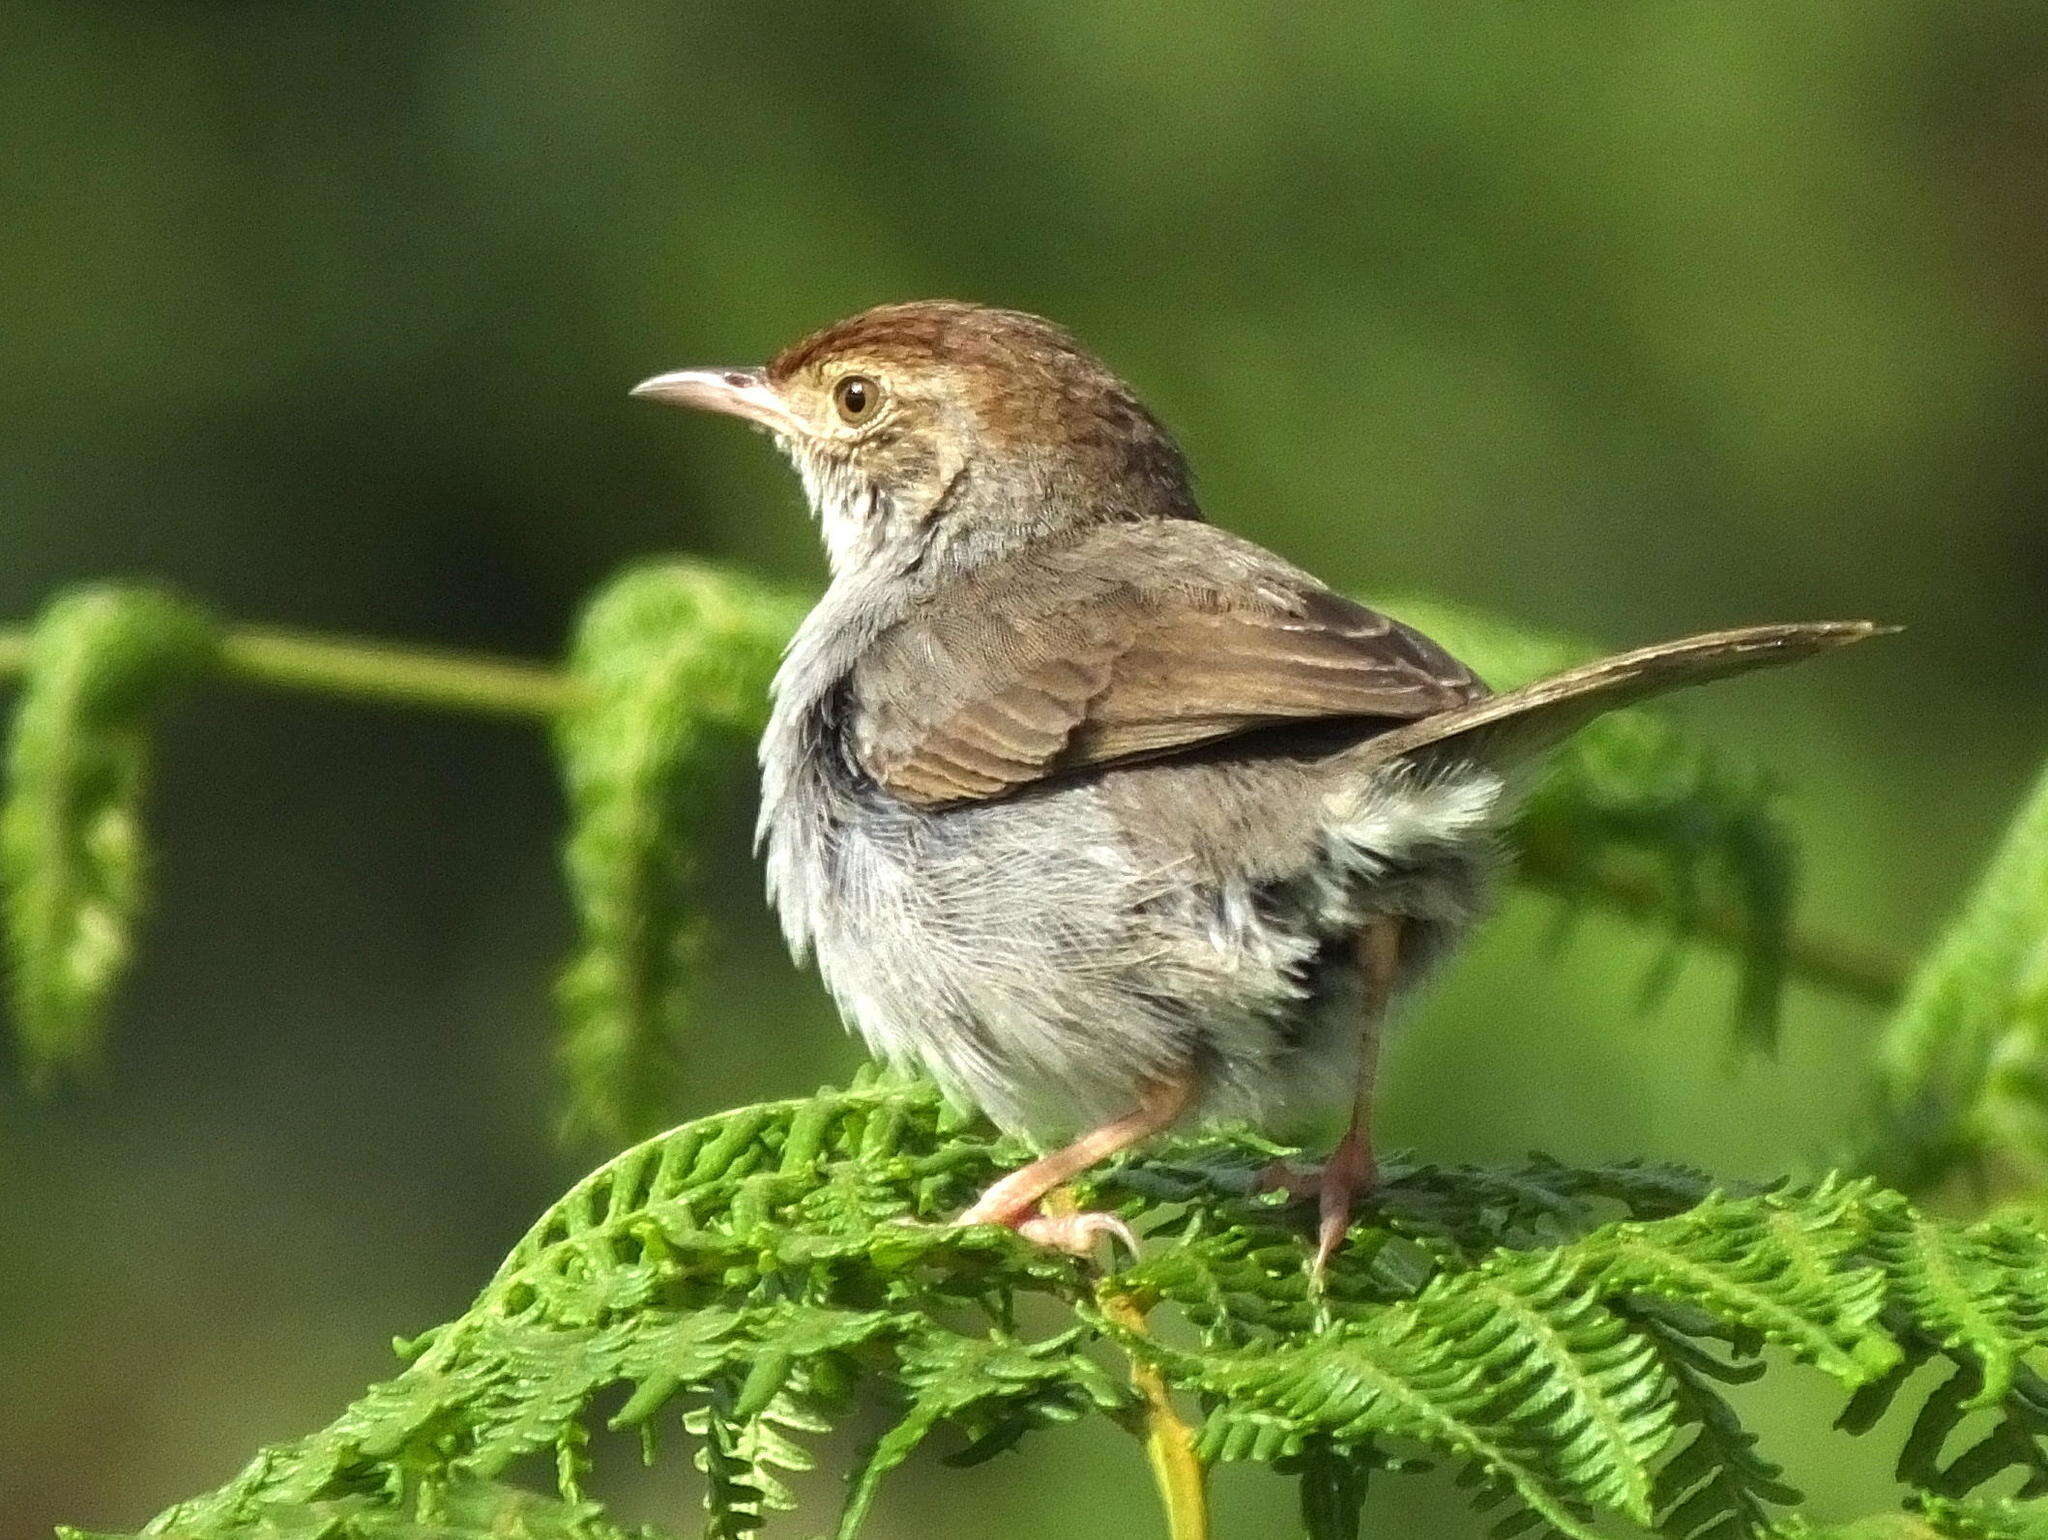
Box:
633 301 1196 580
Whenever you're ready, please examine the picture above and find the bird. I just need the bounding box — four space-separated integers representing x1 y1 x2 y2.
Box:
632 300 1882 1273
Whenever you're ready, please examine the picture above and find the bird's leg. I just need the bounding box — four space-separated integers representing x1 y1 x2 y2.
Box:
1312 916 1403 1276
956 1074 1198 1255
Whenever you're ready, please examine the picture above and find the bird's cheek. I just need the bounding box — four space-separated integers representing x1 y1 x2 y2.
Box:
901 440 970 528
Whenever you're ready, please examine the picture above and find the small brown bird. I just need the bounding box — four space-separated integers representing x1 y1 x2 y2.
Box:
634 301 1880 1272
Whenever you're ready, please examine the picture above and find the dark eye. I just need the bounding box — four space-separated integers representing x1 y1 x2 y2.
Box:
834 374 880 424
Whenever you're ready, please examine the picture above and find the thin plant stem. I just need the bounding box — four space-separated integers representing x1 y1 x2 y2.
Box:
219 627 580 717
1521 866 1906 1008
1100 1289 1210 1540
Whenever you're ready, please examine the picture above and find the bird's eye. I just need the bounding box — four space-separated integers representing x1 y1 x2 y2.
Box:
834 374 880 424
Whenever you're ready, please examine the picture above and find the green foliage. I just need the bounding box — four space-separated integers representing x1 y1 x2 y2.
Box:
9 562 2041 1536
1868 762 2048 1199
1777 1494 2048 1539
74 1483 681 1540
552 562 805 1146
1388 596 1799 1051
0 584 218 1083
95 1074 2048 1540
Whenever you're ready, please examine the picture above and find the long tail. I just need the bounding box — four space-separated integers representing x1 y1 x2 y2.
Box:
1353 620 1892 773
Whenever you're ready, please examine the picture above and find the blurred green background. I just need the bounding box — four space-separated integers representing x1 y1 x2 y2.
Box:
2 4 2043 1537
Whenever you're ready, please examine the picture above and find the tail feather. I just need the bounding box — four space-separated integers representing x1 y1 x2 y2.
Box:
1354 620 1892 772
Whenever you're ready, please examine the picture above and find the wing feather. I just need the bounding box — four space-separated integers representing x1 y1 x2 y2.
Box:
845 514 1889 812
853 528 1486 808
1351 621 1891 772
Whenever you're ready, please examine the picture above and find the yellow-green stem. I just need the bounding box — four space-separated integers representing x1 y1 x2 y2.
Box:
218 628 579 717
1100 1291 1210 1540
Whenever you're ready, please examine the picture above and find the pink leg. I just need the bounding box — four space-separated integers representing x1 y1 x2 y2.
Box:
958 1075 1198 1251
1312 918 1402 1276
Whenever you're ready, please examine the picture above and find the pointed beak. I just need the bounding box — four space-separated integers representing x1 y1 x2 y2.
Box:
629 367 802 436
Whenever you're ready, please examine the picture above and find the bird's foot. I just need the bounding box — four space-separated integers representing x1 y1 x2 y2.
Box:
955 1179 1138 1259
1248 1137 1379 1277
946 1200 1137 1259
1312 1129 1378 1279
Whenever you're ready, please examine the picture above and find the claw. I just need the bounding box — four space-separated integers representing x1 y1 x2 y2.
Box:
1246 1140 1387 1277
1245 1155 1376 1277
1015 1208 1140 1258
1312 1129 1378 1279
1252 1151 1380 1276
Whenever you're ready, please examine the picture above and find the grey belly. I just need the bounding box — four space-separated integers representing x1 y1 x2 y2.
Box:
780 753 1501 1139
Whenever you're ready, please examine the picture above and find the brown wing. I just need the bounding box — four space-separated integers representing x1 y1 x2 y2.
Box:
852 531 1488 808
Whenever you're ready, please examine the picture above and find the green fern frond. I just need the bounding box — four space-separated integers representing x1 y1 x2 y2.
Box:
1870 759 2048 1199
552 562 804 1146
105 1076 2048 1540
1180 1298 1618 1539
1 584 217 1083
837 1327 1124 1540
1383 596 1801 1051
1863 1204 2040 1406
1591 1180 1898 1383
1643 1319 1799 1540
686 1370 831 1538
